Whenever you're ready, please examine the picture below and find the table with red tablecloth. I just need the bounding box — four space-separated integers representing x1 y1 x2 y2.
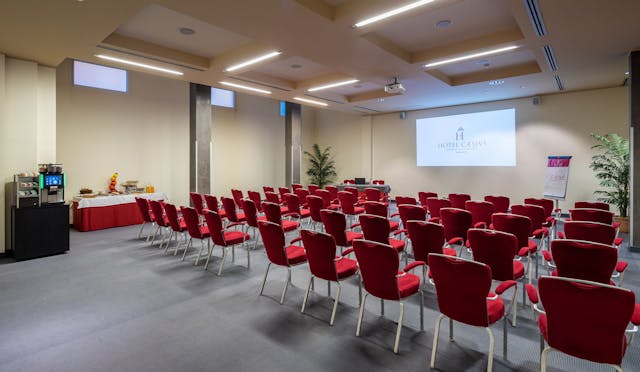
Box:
72 193 166 232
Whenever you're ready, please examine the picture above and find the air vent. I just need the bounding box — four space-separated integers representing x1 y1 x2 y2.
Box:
305 93 345 105
225 76 292 92
543 45 558 72
96 45 207 72
524 0 547 36
354 105 382 113
554 74 564 91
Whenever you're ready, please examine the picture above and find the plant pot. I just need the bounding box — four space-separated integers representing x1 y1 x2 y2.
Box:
613 216 629 233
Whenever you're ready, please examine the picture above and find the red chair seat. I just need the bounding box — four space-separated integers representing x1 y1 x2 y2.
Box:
335 257 358 279
224 231 249 245
397 272 420 297
282 220 300 232
389 238 405 252
218 210 227 218
527 240 538 253
633 304 640 325
345 231 363 244
486 294 505 324
352 206 365 214
285 245 307 264
443 247 457 256
298 209 311 218
513 261 525 279
199 226 210 238
616 261 628 273
389 221 399 231
614 237 623 246
613 222 621 229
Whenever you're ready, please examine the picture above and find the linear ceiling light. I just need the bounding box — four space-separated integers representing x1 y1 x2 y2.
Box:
225 51 281 72
424 45 519 68
95 54 183 75
307 79 359 92
219 81 271 94
353 0 434 28
294 97 328 106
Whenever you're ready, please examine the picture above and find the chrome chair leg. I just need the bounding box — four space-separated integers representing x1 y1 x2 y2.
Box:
430 314 446 368
356 293 368 336
181 238 193 260
246 242 250 269
259 263 271 296
301 275 314 313
280 268 291 304
503 317 508 360
393 302 404 354
419 289 424 331
449 318 454 340
217 247 227 276
540 346 553 372
486 327 495 372
380 299 384 316
138 222 146 239
330 283 341 326
195 239 205 266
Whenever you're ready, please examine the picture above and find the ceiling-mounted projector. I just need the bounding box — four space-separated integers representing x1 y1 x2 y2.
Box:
384 77 405 94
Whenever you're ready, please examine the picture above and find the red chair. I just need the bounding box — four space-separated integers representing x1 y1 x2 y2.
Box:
448 193 471 209
247 190 263 213
283 193 311 223
258 220 307 304
230 189 244 211
343 186 362 205
372 179 385 185
148 199 170 248
163 203 187 255
465 200 494 229
549 239 626 285
526 276 639 371
343 179 355 184
364 187 387 205
358 214 406 254
337 191 365 225
134 197 155 240
395 195 417 206
439 207 472 255
320 209 362 253
300 229 360 325
569 208 619 230
484 195 510 214
406 221 457 282
426 198 451 223
492 213 535 283
190 192 206 216
313 189 340 210
467 228 526 325
293 188 310 207
221 196 246 225
264 191 288 213
261 201 299 232
263 185 275 194
428 254 516 371
396 204 426 243
180 206 210 262
203 210 250 275
325 185 339 204
353 239 424 354
525 197 557 236
307 184 320 194
291 183 303 191
558 220 623 247
574 201 610 210
203 194 227 219
278 186 290 203
511 204 548 277
305 195 324 231
242 199 266 249
363 201 398 231
418 191 437 212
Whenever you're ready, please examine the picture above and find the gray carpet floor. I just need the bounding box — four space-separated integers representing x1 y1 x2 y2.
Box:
0 214 639 372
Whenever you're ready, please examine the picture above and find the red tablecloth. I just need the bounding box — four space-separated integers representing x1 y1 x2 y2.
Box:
73 201 143 231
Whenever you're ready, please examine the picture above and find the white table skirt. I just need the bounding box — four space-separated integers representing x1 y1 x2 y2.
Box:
73 192 167 209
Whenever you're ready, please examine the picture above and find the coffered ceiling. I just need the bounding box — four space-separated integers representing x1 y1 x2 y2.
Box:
1 0 639 114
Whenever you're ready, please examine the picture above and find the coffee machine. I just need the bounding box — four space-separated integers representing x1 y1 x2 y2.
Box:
39 163 65 204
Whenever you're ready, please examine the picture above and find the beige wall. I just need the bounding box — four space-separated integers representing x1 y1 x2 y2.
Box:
56 59 190 207
1 56 57 252
312 87 628 213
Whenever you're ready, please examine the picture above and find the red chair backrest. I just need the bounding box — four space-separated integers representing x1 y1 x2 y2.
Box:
343 187 359 201
242 199 260 228
428 254 492 327
418 192 437 209
180 206 205 239
426 198 451 218
538 276 635 365
203 210 226 246
221 197 242 223
398 204 426 227
363 201 387 217
247 190 263 212
440 207 472 241
149 200 168 227
231 189 244 210
135 197 153 222
258 220 290 266
372 179 385 185
551 239 618 284
484 195 510 213
325 185 339 201
301 229 340 281
320 209 349 246
262 201 284 227
492 213 532 249
467 229 518 281
395 196 417 205
284 193 303 215
190 192 205 215
574 201 610 211
352 239 402 300
314 189 333 207
203 194 220 213
562 221 616 245
448 193 471 209
524 197 554 217
263 186 275 194
465 200 494 226
343 179 355 184
569 208 614 225
337 191 358 215
407 221 446 261
264 191 280 205
294 188 309 203
364 188 382 202
306 195 324 223
291 183 303 191
358 214 391 245
278 187 290 198
308 184 320 194
511 204 545 232
164 203 182 232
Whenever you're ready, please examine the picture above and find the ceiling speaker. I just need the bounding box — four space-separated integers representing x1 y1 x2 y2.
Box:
532 96 541 105
400 111 407 119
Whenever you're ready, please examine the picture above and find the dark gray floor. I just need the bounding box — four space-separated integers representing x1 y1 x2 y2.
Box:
0 217 639 372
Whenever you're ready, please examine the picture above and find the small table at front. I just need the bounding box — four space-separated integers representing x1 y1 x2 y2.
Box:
72 192 166 232
336 184 391 194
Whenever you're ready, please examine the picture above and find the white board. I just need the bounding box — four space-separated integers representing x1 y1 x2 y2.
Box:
543 156 572 199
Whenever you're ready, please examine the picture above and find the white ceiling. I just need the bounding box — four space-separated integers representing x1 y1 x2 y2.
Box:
0 0 638 114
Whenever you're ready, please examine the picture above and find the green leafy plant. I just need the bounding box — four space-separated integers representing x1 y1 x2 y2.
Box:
589 133 630 217
304 144 337 188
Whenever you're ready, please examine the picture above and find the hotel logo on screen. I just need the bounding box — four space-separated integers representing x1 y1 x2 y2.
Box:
437 126 487 153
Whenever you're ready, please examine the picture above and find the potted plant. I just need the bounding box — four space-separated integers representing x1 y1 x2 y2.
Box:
304 144 337 188
589 133 630 232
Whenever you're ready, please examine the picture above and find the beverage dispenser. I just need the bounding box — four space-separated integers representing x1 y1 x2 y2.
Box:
39 163 65 204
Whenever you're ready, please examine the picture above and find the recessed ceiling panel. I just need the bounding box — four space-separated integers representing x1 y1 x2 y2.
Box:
251 56 334 82
116 4 250 58
436 49 536 76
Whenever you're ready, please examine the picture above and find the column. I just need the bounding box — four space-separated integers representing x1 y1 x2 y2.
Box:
285 102 302 186
189 83 211 195
630 51 640 251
